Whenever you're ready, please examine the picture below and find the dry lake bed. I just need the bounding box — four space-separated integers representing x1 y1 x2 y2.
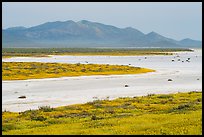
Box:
2 49 202 112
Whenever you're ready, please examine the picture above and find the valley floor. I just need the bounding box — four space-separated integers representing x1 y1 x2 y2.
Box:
2 48 202 135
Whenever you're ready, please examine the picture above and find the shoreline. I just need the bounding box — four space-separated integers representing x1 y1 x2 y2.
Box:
3 90 202 113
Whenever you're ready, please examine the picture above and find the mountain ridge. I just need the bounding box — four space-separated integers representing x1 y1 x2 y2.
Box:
2 20 202 48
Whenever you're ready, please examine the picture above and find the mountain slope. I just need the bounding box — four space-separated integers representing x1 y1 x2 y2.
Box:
2 20 202 48
178 38 202 47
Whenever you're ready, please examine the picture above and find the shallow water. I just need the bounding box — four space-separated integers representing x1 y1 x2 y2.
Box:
2 49 202 112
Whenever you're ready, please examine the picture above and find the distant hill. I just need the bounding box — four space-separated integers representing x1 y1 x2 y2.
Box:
2 20 202 48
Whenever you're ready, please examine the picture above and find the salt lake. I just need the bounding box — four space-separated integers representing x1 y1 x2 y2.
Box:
2 49 202 112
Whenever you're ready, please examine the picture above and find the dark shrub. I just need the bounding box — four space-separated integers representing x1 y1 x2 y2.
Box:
157 95 173 99
94 103 103 108
125 85 129 87
38 106 53 112
18 96 26 99
91 115 97 120
2 124 16 131
147 93 155 97
31 115 47 121
81 68 86 72
91 115 103 120
197 98 202 102
177 103 191 110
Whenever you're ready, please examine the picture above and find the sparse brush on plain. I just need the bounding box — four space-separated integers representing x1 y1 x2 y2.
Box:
2 91 202 135
2 48 193 57
2 62 155 80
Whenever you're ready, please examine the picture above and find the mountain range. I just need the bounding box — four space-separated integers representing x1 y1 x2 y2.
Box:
2 20 202 48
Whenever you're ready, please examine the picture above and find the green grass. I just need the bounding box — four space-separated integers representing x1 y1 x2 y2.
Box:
2 91 202 135
2 62 154 80
2 48 193 57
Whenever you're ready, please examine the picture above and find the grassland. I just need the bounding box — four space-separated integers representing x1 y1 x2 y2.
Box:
2 62 154 80
2 91 202 135
2 48 193 57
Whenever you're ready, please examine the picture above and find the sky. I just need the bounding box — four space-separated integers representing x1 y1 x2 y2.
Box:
2 2 202 41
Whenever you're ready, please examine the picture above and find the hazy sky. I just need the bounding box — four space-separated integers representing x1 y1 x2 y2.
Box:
2 2 202 40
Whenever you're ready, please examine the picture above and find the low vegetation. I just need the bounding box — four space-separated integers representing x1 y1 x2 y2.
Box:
2 62 154 80
2 48 193 57
2 91 202 135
